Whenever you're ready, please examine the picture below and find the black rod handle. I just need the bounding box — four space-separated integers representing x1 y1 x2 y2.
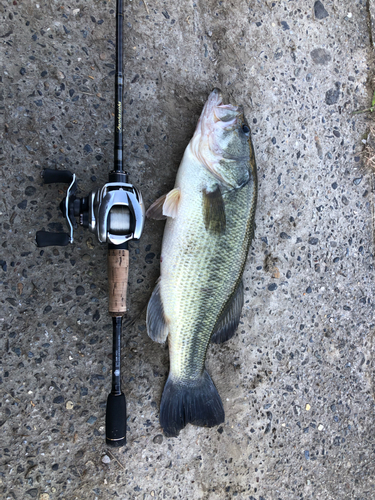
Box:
106 316 126 447
106 392 126 447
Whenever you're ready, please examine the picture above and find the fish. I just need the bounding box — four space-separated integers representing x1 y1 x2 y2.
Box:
146 88 257 437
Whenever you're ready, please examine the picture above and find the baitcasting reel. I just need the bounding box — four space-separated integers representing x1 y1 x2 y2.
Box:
36 168 145 248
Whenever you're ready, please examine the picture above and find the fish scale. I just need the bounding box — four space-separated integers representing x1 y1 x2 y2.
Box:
163 171 256 381
146 89 257 436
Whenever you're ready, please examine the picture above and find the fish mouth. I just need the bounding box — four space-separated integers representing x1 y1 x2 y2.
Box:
190 89 244 186
204 88 243 124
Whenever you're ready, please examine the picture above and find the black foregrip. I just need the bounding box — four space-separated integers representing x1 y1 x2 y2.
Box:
36 231 70 247
106 392 126 447
42 169 73 184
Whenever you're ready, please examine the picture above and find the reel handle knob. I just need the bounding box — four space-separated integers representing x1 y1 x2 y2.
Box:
42 168 73 184
36 231 70 247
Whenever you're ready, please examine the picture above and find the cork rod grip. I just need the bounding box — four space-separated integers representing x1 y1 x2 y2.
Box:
108 249 129 316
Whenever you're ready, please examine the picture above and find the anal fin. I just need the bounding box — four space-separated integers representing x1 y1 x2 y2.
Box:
146 281 169 343
211 280 244 344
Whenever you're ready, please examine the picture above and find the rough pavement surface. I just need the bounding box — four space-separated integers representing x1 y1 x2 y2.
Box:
1 1 375 499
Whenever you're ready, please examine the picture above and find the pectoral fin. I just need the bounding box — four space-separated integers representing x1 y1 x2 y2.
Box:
211 280 244 344
146 188 181 220
163 188 181 218
146 280 169 343
146 194 168 220
203 186 226 235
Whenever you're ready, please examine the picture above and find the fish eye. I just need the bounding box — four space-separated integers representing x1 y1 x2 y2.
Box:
242 124 250 134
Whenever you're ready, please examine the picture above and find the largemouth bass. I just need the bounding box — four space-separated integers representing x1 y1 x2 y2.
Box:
146 88 257 437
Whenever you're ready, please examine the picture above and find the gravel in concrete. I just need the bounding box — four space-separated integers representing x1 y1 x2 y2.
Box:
1 1 375 499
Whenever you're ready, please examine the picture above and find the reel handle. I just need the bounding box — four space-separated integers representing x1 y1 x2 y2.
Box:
36 169 77 247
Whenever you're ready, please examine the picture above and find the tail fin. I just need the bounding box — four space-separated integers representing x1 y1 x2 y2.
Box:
160 370 225 437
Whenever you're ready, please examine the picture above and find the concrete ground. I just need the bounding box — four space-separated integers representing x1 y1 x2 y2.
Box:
1 0 375 499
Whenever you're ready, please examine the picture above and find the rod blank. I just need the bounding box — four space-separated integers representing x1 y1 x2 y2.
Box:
114 0 124 172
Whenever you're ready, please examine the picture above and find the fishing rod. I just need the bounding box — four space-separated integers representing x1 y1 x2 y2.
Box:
36 0 145 447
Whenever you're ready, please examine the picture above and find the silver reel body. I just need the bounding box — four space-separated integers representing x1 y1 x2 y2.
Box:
87 181 145 245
